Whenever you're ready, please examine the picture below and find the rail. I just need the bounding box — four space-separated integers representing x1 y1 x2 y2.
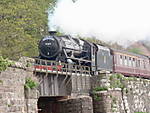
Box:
34 58 91 76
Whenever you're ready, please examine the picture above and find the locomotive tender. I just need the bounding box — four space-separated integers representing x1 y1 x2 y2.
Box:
38 31 150 78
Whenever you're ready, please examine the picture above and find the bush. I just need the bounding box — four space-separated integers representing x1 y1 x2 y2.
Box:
0 56 12 72
24 77 38 89
93 86 108 92
128 48 142 55
109 74 125 89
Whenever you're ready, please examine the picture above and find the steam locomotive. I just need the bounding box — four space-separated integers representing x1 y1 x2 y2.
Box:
38 31 150 78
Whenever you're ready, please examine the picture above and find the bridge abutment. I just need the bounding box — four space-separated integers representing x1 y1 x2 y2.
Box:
91 73 150 113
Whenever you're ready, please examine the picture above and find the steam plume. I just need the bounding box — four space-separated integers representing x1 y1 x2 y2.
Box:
48 0 150 45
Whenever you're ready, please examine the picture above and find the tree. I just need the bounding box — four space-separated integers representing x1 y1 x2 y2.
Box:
128 48 142 55
0 0 56 60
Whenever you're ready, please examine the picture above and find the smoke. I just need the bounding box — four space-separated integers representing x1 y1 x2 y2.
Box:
48 0 150 45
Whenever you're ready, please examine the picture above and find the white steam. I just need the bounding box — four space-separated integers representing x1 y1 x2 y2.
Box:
48 0 150 45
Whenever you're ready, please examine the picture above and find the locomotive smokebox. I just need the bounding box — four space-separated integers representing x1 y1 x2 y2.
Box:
39 34 62 59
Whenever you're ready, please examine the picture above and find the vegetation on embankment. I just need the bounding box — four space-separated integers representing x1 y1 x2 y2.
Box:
0 56 13 72
0 0 56 60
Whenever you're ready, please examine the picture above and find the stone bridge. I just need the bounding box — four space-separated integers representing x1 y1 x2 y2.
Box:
0 57 150 113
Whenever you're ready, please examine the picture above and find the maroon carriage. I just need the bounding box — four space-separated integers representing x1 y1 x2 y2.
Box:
112 49 150 78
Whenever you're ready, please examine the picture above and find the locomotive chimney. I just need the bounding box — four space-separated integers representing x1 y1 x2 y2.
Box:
49 31 57 35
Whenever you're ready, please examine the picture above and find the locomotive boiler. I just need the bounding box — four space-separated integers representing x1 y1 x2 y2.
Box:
39 31 94 64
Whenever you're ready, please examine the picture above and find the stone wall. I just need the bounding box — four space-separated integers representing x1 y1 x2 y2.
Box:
0 67 26 113
25 88 39 113
91 74 150 113
92 89 125 113
123 77 150 113
58 96 93 113
0 58 38 113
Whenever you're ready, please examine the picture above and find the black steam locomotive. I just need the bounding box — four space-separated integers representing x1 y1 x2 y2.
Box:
38 31 150 78
38 31 113 72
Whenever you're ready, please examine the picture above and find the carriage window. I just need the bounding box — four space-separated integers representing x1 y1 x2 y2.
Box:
124 56 128 66
133 58 136 67
141 60 144 68
120 55 123 65
145 61 148 69
146 61 148 69
129 57 132 67
143 60 146 69
136 60 140 67
139 60 141 67
104 56 107 63
146 61 149 69
138 60 141 67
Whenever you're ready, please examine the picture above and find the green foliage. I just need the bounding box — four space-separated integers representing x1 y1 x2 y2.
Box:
26 62 32 67
0 0 56 60
7 104 11 107
109 74 125 89
92 86 108 101
93 94 101 101
125 88 129 93
0 56 12 72
24 77 38 89
93 86 108 92
128 48 142 55
0 80 3 84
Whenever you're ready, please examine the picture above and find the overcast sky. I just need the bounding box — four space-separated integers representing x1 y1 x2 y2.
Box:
48 0 150 45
